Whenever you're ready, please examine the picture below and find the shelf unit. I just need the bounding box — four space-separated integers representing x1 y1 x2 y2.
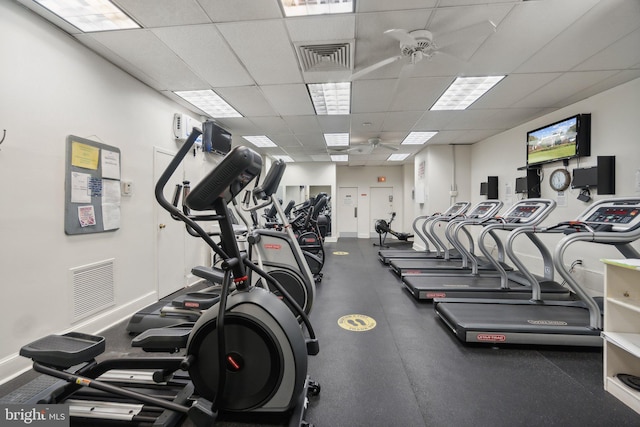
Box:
602 259 640 415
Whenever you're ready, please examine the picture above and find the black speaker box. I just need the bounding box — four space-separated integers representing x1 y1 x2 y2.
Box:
487 176 499 199
597 156 615 195
526 167 541 198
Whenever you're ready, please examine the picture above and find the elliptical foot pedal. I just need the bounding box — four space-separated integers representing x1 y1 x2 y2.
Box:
19 332 105 368
617 373 640 391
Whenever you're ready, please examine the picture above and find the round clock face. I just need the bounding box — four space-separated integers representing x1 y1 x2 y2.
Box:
550 168 571 191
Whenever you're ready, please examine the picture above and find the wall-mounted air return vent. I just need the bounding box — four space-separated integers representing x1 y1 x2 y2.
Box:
298 43 351 72
71 259 115 322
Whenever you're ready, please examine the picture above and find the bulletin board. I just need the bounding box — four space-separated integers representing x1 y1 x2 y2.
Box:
64 135 121 235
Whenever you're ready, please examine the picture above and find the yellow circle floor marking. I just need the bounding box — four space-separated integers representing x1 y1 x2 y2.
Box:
333 251 349 255
337 314 377 332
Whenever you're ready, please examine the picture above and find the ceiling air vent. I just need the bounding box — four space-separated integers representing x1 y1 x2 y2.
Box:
298 43 351 72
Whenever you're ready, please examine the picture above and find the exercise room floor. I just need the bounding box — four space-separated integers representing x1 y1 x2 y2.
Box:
3 238 640 426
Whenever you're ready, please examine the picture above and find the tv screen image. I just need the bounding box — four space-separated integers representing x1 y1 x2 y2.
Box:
515 176 528 194
526 114 590 167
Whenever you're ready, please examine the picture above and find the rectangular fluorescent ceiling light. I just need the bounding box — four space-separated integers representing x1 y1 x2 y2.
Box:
431 76 505 111
324 133 349 147
243 136 277 148
34 0 139 32
387 153 410 162
174 90 242 118
330 154 348 162
273 155 294 162
280 0 354 17
308 82 351 115
402 131 438 145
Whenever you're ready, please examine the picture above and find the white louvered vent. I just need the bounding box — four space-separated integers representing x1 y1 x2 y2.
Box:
298 43 351 72
71 259 115 322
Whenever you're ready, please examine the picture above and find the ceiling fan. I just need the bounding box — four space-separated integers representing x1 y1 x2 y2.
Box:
331 137 399 154
351 20 497 80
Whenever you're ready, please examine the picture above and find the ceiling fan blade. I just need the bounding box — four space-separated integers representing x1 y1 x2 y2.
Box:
351 55 402 80
379 143 399 151
435 20 496 60
384 28 418 47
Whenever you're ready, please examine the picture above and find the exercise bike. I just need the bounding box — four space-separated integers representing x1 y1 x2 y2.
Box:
374 212 413 248
18 129 320 426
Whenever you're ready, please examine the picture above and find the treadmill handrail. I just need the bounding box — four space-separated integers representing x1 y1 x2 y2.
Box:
411 214 435 252
427 203 471 260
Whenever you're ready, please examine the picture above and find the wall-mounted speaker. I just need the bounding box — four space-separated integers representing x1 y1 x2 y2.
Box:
526 167 541 198
487 176 499 200
597 156 615 195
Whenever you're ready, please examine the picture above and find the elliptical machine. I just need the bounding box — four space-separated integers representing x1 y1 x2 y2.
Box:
18 129 320 426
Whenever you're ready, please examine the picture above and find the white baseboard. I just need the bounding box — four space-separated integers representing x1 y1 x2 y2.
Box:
0 291 158 386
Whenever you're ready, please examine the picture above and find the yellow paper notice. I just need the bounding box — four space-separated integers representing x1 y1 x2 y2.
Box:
71 141 100 170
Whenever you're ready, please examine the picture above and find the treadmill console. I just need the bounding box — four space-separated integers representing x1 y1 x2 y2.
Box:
467 201 501 219
442 202 470 218
582 201 640 231
502 201 550 224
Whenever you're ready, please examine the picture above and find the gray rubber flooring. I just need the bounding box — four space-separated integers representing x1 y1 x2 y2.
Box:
3 237 640 426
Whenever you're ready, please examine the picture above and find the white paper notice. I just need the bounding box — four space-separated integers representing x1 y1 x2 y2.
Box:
102 149 121 180
71 172 92 203
102 179 121 230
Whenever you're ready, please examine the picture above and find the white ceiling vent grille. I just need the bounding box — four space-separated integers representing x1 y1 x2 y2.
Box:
298 43 351 72
71 259 115 322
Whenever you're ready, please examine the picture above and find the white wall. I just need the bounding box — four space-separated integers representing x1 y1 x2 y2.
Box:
277 162 337 241
469 77 640 295
336 165 406 238
0 2 210 383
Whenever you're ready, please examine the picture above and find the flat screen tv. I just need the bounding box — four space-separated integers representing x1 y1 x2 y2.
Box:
202 121 232 155
526 113 590 167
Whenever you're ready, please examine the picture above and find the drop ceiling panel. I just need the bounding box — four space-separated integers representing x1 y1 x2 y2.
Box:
248 116 292 134
114 0 211 27
214 86 277 116
380 111 425 132
197 0 283 22
317 115 351 133
283 116 322 134
268 134 303 148
286 15 356 41
350 113 387 132
516 0 640 73
214 117 260 135
260 84 316 116
152 25 254 87
558 69 640 108
440 109 504 131
217 20 303 85
351 79 401 113
389 76 452 111
511 70 619 109
574 28 640 71
78 30 206 90
471 73 562 109
453 129 506 144
412 111 456 131
469 1 598 75
296 134 327 149
357 0 438 13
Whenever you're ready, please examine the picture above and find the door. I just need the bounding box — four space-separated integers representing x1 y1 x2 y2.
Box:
154 148 186 298
370 187 394 238
337 186 358 237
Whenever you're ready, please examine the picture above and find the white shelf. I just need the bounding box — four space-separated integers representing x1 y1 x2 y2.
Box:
602 332 640 357
602 260 640 415
605 376 640 415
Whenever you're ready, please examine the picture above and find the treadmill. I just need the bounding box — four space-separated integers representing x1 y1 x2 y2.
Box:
434 197 640 347
378 202 470 264
403 199 570 301
388 200 508 277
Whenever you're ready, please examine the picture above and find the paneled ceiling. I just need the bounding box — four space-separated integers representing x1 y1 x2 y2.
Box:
15 0 640 165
